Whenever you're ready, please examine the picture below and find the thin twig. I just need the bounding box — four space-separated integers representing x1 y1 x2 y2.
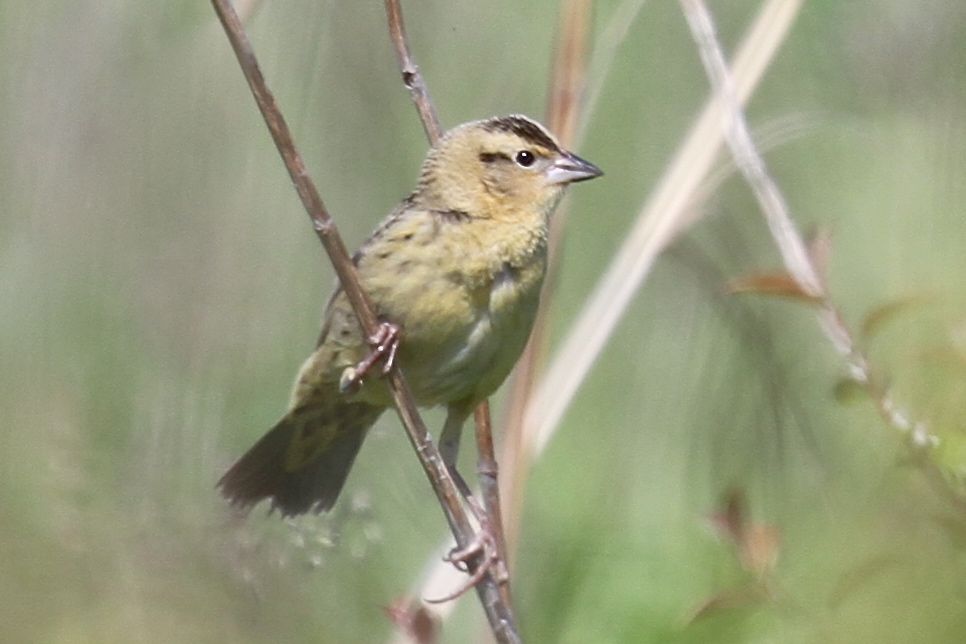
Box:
678 0 943 459
383 0 521 629
208 3 518 641
384 0 443 144
545 0 593 145
472 397 512 601
380 1 520 641
679 0 821 297
211 1 375 332
474 403 512 608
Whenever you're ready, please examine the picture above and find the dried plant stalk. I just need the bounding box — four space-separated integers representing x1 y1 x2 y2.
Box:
382 1 520 639
384 0 442 144
210 1 518 641
679 0 947 494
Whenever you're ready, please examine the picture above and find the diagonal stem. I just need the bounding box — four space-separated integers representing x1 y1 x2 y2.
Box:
474 403 512 608
678 0 945 482
209 2 518 641
381 2 520 640
384 0 442 144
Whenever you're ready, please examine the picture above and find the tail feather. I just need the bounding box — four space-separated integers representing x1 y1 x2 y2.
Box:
218 401 384 516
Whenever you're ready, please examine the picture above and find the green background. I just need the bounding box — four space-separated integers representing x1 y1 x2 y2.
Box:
3 1 966 642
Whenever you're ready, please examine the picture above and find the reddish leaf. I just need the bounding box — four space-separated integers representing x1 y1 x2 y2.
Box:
708 489 781 576
384 597 440 644
727 272 822 304
739 524 781 577
684 584 768 624
708 488 747 544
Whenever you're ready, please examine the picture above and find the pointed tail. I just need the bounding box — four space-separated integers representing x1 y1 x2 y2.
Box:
218 401 384 516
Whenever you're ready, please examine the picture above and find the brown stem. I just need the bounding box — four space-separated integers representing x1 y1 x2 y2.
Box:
474 402 512 608
545 0 593 145
208 2 517 639
380 2 521 640
384 0 443 145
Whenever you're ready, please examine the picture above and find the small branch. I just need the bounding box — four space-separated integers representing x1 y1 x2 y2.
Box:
379 1 520 642
210 0 374 333
208 2 516 640
679 0 821 298
384 0 443 145
678 0 941 454
474 403 512 609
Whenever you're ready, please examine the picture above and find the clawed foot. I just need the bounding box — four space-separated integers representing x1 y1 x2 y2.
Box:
424 522 506 604
341 321 401 393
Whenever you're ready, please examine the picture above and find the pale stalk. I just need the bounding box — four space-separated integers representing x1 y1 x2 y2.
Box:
525 0 804 458
678 0 938 450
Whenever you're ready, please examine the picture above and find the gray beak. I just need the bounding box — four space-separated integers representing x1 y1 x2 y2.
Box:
545 151 603 185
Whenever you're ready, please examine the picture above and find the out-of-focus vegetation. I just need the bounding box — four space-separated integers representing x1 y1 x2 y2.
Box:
3 1 966 642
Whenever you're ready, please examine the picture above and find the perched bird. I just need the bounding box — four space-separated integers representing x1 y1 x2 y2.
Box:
219 115 602 516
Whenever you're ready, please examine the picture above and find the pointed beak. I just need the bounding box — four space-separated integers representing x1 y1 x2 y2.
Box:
545 151 604 185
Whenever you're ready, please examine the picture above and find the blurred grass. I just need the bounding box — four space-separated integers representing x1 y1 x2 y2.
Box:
2 0 966 642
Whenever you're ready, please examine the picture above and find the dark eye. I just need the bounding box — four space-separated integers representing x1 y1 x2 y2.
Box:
514 150 535 167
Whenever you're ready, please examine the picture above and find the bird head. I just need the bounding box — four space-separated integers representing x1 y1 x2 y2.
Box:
414 114 602 219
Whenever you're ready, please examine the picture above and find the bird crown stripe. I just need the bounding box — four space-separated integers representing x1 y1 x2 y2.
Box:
481 116 560 151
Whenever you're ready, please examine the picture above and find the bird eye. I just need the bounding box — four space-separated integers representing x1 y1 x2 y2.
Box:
514 150 535 167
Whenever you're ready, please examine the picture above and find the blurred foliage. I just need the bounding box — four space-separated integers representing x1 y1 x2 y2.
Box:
2 0 966 642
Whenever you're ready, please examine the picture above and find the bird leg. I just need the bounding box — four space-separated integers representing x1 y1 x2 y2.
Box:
341 321 401 392
424 407 507 602
439 407 479 513
425 527 501 604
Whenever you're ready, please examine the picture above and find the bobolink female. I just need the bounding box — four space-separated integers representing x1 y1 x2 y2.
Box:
219 115 601 516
